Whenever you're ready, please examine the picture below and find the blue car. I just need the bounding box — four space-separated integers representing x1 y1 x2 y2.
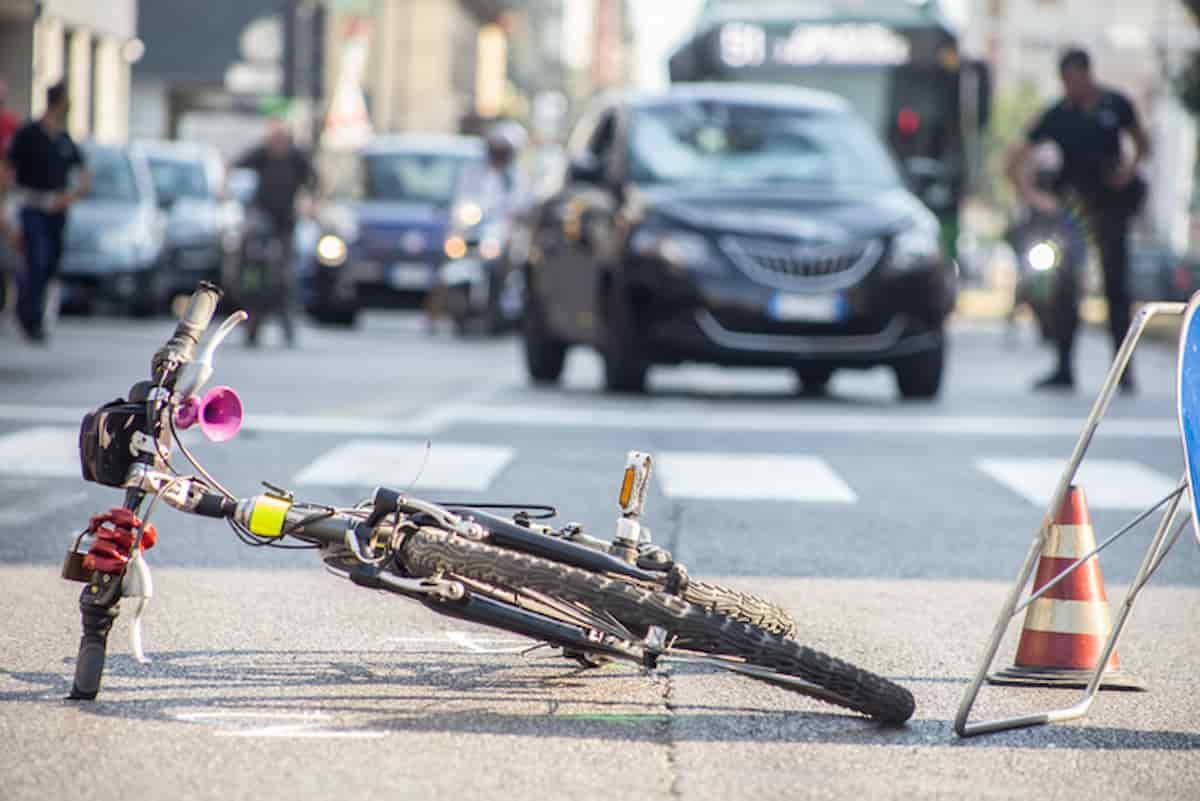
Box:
303 134 486 326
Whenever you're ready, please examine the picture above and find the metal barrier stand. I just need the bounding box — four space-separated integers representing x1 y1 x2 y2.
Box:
954 301 1192 737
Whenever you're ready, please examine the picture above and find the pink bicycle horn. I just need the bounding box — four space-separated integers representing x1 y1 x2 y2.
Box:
175 385 243 442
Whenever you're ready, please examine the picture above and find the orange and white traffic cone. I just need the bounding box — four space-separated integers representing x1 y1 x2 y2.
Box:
989 485 1145 690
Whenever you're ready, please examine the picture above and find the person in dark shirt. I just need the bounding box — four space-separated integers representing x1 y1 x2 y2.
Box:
3 82 92 343
1005 47 1150 393
232 118 317 346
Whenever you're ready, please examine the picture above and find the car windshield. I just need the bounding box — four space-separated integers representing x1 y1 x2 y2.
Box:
85 148 140 202
147 157 210 201
357 152 474 204
627 100 902 190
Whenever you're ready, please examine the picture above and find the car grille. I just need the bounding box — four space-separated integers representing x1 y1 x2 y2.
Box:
719 235 883 291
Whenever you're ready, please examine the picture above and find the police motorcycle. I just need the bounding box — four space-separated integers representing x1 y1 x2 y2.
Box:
439 122 529 337
1005 145 1087 343
440 205 526 336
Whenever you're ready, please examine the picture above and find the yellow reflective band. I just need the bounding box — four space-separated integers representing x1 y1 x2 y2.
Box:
248 495 291 537
619 468 636 509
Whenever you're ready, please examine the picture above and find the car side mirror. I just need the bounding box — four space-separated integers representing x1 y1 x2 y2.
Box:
567 154 605 185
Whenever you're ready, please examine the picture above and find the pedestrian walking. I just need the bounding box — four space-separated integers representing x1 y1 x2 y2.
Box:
1 79 25 321
3 82 91 344
1005 47 1149 393
232 118 318 347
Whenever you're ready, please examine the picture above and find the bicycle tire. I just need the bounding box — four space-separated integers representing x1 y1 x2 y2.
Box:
681 580 796 639
402 528 914 724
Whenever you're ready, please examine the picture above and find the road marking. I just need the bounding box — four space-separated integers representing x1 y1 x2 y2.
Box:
445 630 533 653
0 427 80 478
0 403 1179 438
294 440 514 491
977 458 1180 510
656 452 857 503
380 632 532 652
175 710 387 739
415 403 1180 439
0 486 87 526
215 726 388 739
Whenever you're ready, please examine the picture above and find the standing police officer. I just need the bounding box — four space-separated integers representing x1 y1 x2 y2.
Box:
1006 48 1149 393
3 82 92 343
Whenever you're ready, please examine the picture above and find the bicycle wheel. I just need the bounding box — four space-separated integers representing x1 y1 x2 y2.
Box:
681 580 796 639
402 528 914 724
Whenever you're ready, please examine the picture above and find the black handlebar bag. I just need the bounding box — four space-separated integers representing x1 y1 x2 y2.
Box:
78 400 149 487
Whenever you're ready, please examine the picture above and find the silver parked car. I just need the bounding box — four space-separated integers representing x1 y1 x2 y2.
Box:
140 140 239 300
60 143 168 316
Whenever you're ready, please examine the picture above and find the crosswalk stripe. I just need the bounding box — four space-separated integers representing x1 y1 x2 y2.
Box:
656 452 857 503
421 404 1180 438
976 458 1180 510
0 427 80 478
0 403 1180 438
294 440 515 491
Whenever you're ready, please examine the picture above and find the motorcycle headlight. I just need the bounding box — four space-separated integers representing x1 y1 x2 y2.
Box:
454 201 483 228
316 234 348 266
1027 240 1061 272
891 225 941 271
630 228 719 273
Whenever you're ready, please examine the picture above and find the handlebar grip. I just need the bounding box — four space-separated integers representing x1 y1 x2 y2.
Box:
174 281 223 345
67 574 122 701
153 281 223 379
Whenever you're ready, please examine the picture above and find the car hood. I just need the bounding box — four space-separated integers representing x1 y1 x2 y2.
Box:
630 184 933 242
66 200 154 245
164 197 221 243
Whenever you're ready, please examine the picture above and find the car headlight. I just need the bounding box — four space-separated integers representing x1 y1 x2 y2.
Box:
630 228 719 273
890 225 941 271
316 234 348 266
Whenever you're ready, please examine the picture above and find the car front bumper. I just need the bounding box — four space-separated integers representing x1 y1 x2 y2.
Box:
630 257 954 368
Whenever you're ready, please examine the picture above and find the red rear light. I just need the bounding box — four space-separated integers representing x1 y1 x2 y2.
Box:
897 107 920 136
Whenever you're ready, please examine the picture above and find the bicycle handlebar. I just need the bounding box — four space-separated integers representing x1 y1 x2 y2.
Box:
71 282 225 701
152 281 223 382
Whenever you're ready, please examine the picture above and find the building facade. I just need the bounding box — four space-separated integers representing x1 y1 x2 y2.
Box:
0 0 138 143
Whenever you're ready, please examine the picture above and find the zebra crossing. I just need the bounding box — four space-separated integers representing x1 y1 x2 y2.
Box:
0 423 1179 512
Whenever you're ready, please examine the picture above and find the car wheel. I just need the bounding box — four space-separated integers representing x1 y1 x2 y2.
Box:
603 284 648 394
795 365 834 396
893 339 945 400
522 285 567 384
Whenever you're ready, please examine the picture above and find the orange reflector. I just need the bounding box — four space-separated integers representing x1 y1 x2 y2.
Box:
619 467 636 508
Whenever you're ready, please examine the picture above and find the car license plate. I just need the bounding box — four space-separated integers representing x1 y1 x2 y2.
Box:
389 262 432 289
768 293 845 323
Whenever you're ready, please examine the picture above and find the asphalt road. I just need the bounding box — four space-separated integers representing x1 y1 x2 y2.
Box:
1 308 1197 800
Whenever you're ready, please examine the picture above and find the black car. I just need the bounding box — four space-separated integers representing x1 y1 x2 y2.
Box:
303 134 486 325
521 84 956 397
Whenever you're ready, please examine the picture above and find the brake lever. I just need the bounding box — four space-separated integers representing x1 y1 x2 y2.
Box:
122 551 154 664
175 311 248 400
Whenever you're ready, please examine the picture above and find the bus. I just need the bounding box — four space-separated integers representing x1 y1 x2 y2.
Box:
668 0 990 259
